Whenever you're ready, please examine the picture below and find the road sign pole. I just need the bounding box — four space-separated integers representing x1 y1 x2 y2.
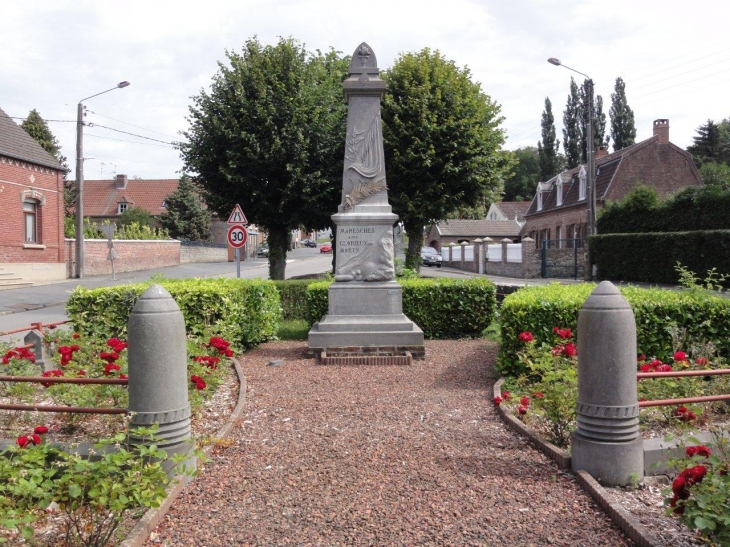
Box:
235 248 240 278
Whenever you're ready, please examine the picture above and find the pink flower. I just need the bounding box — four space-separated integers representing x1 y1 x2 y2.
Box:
493 396 503 406
518 331 534 343
673 351 687 362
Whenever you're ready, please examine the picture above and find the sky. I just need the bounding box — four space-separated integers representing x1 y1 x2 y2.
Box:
2 0 728 181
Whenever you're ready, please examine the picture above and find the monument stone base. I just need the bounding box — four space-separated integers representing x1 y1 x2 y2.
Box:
308 281 425 361
571 432 644 486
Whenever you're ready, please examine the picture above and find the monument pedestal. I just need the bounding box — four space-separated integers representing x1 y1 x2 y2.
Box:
308 281 424 361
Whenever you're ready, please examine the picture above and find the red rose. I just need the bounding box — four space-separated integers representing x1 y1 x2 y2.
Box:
673 351 687 361
34 426 49 435
695 357 708 366
70 345 80 352
119 373 128 380
637 354 646 362
58 346 72 355
31 434 41 445
493 396 503 406
518 331 534 343
502 391 511 400
562 343 577 357
558 328 573 340
639 364 653 372
72 333 80 339
532 392 544 399
520 396 530 406
552 326 560 334
17 435 31 449
686 445 711 458
104 363 121 376
657 364 673 372
518 405 528 415
650 359 662 368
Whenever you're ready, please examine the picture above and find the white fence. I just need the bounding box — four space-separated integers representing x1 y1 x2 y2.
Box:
487 244 502 262
441 245 475 262
506 244 522 263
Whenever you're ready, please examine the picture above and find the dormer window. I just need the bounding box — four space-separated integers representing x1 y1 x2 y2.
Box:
578 166 587 201
118 203 129 214
556 175 564 206
161 200 169 209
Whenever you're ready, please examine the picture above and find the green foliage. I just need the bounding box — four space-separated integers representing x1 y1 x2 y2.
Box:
506 146 541 201
498 283 730 376
272 280 311 321
687 119 730 168
537 98 562 182
180 37 348 280
513 333 578 447
382 48 513 270
610 77 636 151
596 184 730 234
115 222 169 240
699 161 730 189
118 206 155 228
562 77 583 169
590 230 730 285
664 429 730 545
0 427 183 547
66 278 280 350
305 278 497 339
158 175 212 241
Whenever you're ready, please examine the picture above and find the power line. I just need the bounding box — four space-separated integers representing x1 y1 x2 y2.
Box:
87 109 180 139
86 123 181 145
85 133 177 148
1 113 75 123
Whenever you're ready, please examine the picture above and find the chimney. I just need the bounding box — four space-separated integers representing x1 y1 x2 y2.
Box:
653 119 669 145
115 174 128 189
595 146 608 160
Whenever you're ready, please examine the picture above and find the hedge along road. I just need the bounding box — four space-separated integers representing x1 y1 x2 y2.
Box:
0 248 334 343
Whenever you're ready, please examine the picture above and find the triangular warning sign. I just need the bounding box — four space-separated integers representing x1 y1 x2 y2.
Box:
227 204 248 225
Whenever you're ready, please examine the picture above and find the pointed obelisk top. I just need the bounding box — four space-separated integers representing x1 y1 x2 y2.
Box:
349 42 378 72
343 42 385 98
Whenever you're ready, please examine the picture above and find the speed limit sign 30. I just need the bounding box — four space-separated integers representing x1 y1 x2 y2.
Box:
227 225 248 248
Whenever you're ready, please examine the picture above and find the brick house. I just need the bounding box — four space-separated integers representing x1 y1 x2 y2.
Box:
521 119 703 247
486 201 531 222
0 106 66 287
425 219 523 251
83 174 179 224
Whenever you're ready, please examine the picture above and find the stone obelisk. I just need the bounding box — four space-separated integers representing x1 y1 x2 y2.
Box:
308 43 424 362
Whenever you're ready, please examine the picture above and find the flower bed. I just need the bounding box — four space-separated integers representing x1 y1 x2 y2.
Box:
0 329 237 546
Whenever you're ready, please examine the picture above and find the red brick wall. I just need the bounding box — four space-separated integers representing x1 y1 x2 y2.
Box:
65 239 180 277
0 155 65 263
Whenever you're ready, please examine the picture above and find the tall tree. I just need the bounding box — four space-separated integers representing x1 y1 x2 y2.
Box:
562 78 583 169
687 119 729 167
159 175 212 241
381 48 513 270
21 110 73 216
609 77 636 151
537 97 561 180
579 89 609 164
180 38 348 279
505 147 540 201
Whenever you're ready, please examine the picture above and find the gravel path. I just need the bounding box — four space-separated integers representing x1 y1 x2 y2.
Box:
146 340 634 547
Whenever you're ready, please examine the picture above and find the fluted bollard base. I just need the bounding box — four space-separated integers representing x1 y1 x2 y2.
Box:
571 432 644 486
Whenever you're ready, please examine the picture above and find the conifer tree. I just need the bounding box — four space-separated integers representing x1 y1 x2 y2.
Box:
687 119 729 167
609 77 636 151
579 91 609 164
562 78 583 168
158 175 212 241
537 97 561 180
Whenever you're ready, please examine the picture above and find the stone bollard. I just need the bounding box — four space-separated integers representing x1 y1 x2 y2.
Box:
24 329 51 371
571 281 643 486
127 285 193 471
474 239 483 274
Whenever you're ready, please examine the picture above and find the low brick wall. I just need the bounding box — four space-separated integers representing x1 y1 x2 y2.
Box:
180 242 228 263
66 239 180 277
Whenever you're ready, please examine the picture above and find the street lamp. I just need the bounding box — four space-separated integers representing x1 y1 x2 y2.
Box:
547 58 596 238
75 81 130 278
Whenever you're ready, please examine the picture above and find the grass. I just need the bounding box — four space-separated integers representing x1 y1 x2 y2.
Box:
277 319 309 340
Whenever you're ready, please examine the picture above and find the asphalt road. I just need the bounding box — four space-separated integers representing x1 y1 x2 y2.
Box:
0 247 334 343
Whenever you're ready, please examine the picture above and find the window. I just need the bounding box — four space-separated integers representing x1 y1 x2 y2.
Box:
24 200 38 243
556 225 563 247
556 180 563 206
537 185 543 211
118 203 129 214
578 166 586 201
161 200 169 209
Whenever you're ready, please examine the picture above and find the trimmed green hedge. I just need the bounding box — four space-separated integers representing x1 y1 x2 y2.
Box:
66 278 280 350
590 230 730 284
498 283 730 376
305 278 497 339
273 280 311 321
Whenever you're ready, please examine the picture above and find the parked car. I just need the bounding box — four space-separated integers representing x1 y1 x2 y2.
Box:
320 244 332 253
301 239 317 248
421 246 442 267
256 245 269 257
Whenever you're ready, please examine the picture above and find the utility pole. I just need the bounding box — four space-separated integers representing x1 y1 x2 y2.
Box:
585 78 596 237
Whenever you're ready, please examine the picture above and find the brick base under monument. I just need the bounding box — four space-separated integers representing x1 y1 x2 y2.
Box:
309 344 425 365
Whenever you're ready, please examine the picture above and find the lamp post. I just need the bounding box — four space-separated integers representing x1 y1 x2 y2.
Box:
547 58 596 238
75 81 130 278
